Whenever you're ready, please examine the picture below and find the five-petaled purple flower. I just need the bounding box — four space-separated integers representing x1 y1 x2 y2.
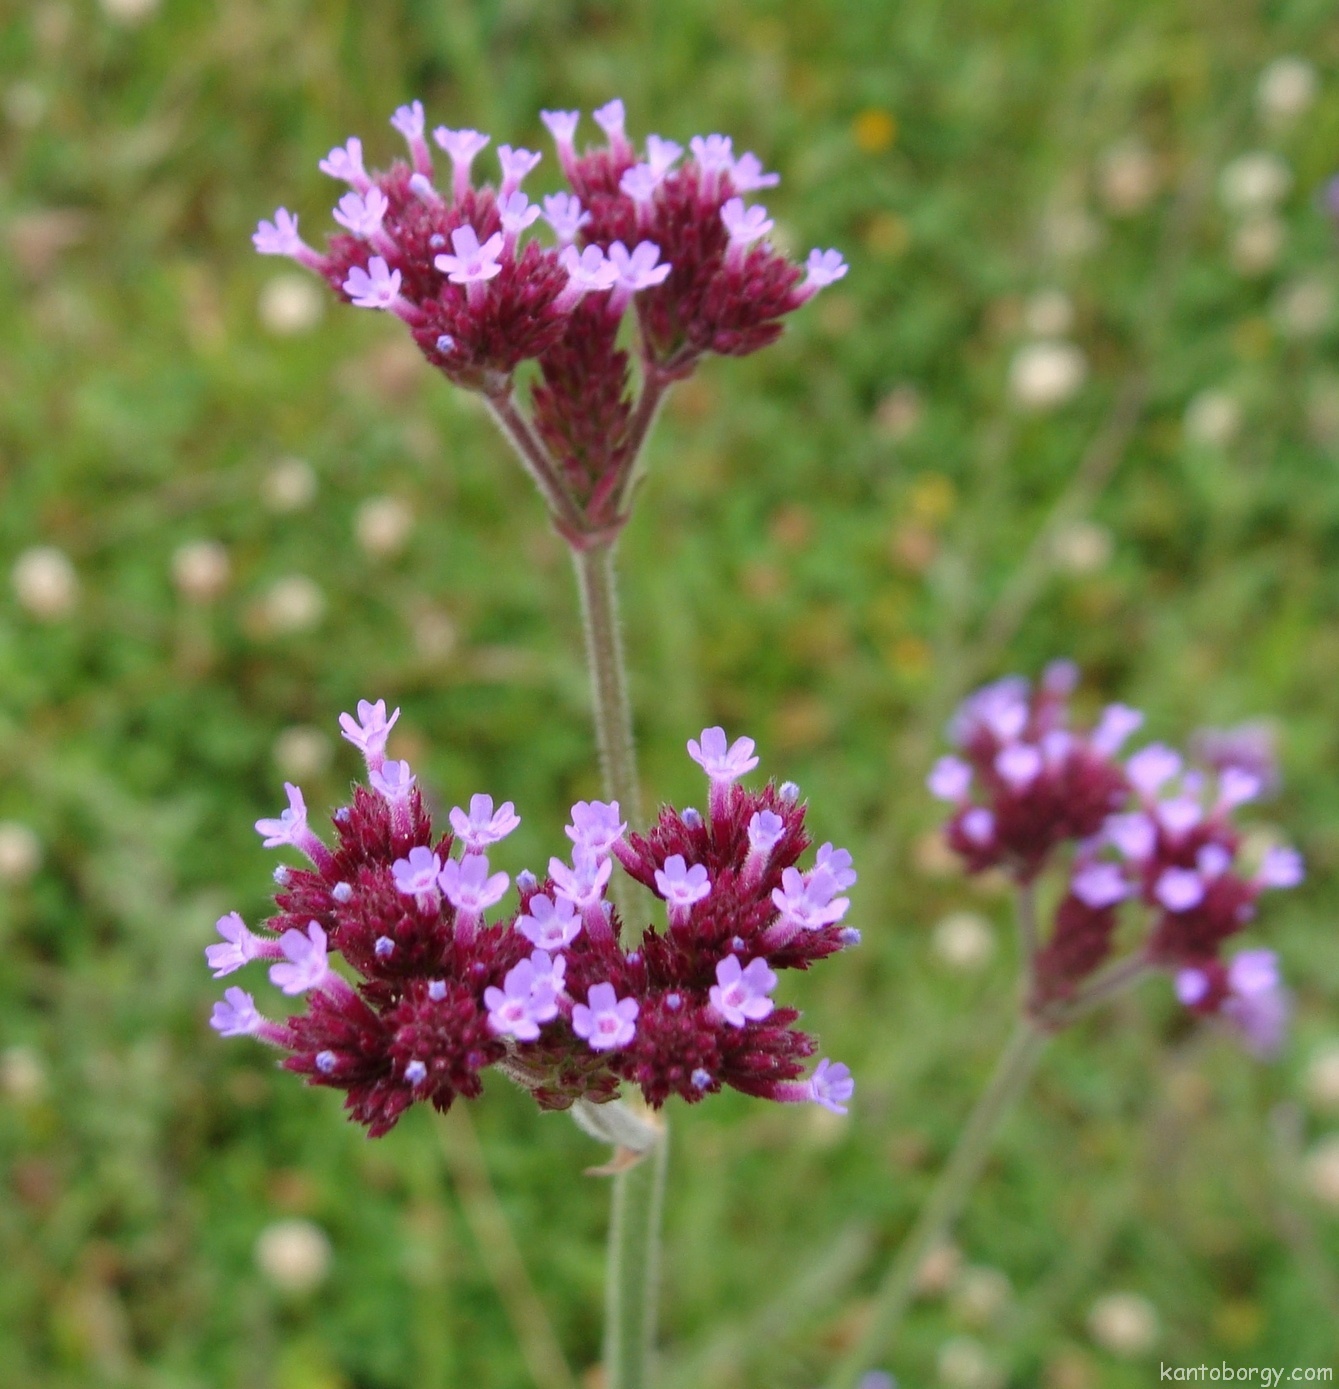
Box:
709 955 777 1028
572 982 639 1052
449 794 521 851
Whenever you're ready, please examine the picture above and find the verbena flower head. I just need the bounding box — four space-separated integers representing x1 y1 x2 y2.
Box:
254 102 844 541
932 665 1304 1053
206 702 855 1134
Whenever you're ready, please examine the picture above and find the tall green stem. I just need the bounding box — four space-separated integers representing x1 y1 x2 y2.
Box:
570 537 666 1389
824 1020 1049 1389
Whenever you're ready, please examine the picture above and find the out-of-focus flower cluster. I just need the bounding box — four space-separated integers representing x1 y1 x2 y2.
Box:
928 663 1303 1055
254 100 845 542
208 702 855 1135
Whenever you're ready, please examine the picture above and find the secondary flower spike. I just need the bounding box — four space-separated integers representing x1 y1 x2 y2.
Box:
206 701 856 1133
932 664 1304 1052
255 102 845 544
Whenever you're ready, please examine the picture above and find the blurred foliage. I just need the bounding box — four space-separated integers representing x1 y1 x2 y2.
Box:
1 0 1339 1386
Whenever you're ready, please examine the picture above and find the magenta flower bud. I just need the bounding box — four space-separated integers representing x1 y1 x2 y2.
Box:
339 698 400 772
432 126 490 202
708 955 776 1028
318 137 370 191
571 982 638 1052
449 794 521 851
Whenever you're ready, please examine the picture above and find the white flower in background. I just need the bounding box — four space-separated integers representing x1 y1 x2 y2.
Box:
1024 288 1074 337
259 274 325 335
1087 1291 1159 1357
1009 341 1087 410
932 912 996 971
255 1218 332 1293
12 545 78 620
99 0 160 24
0 1045 46 1103
172 540 231 603
1230 216 1284 277
1098 139 1159 216
273 726 334 780
1219 152 1292 215
1051 520 1113 575
1257 57 1317 127
1184 390 1241 448
261 458 317 512
937 1335 1002 1389
1305 1042 1339 1113
1273 278 1332 340
949 1265 1013 1328
875 383 922 441
263 576 326 634
0 823 41 883
356 496 415 558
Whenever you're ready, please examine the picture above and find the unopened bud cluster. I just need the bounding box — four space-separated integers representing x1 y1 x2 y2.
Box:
929 663 1303 1054
209 702 855 1134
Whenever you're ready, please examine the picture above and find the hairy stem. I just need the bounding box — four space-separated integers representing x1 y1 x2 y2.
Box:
824 1021 1049 1389
485 390 588 540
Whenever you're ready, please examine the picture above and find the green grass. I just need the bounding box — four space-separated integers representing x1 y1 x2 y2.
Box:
2 1 1339 1385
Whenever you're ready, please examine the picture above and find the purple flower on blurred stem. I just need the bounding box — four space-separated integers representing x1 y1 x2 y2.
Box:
484 957 556 1041
1221 949 1290 1056
690 133 734 191
1127 744 1181 797
270 922 340 996
526 949 566 997
541 192 588 245
1258 845 1304 889
593 98 632 158
253 209 328 272
654 854 712 926
555 244 619 312
566 800 627 857
207 912 283 977
392 846 442 910
1156 794 1202 838
731 151 780 191
1106 811 1155 861
498 192 541 246
1089 703 1144 756
318 137 370 191
996 742 1043 789
799 248 848 298
1071 862 1130 910
516 893 583 951
620 164 661 222
721 197 773 266
255 783 332 870
815 842 858 891
807 1058 855 1115
390 101 432 175
571 982 638 1052
369 759 416 834
343 256 416 319
960 806 995 845
210 986 284 1041
497 144 542 197
709 955 777 1027
332 188 389 242
1155 867 1205 913
606 241 671 314
688 725 759 820
339 698 400 772
645 134 683 177
449 794 521 851
1216 767 1262 810
539 109 581 172
432 126 490 201
928 755 972 802
439 855 509 940
767 865 849 943
434 225 505 307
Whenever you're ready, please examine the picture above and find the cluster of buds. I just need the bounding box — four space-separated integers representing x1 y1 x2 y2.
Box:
208 702 855 1135
253 100 847 544
929 663 1304 1055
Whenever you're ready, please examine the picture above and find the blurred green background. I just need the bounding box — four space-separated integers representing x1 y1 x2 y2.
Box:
3 1 1339 1385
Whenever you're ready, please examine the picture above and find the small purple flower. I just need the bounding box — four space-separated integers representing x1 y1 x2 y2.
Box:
556 244 619 309
370 758 416 804
332 187 389 240
927 755 972 802
731 151 780 191
526 948 566 998
770 865 849 934
801 248 848 293
687 726 759 784
338 698 400 770
1175 967 1211 1006
1071 862 1129 910
540 109 580 164
960 806 996 846
690 133 734 173
516 893 583 951
721 197 774 246
498 191 541 239
620 163 660 205
541 192 588 245
404 1059 428 1086
318 137 369 190
607 241 672 305
392 846 442 896
497 144 542 196
1196 843 1232 878
449 794 521 851
1089 703 1144 756
571 982 638 1052
1155 867 1205 913
1106 811 1155 861
269 922 333 996
1127 744 1182 797
1257 845 1304 889
432 126 490 201
439 854 509 913
955 677 1029 744
206 911 281 977
654 854 711 924
211 987 265 1038
391 100 426 142
255 783 310 849
709 955 777 1028
253 208 324 270
1156 794 1202 838
996 742 1043 790
548 850 613 911
593 98 628 150
748 810 785 855
566 800 627 856
434 225 505 286
807 1058 855 1115
484 957 556 1041
344 256 403 310
815 842 858 891
645 134 683 177
1216 767 1262 810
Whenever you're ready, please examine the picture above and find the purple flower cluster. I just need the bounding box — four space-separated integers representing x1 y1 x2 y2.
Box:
208 700 855 1135
929 664 1304 1055
254 100 846 543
